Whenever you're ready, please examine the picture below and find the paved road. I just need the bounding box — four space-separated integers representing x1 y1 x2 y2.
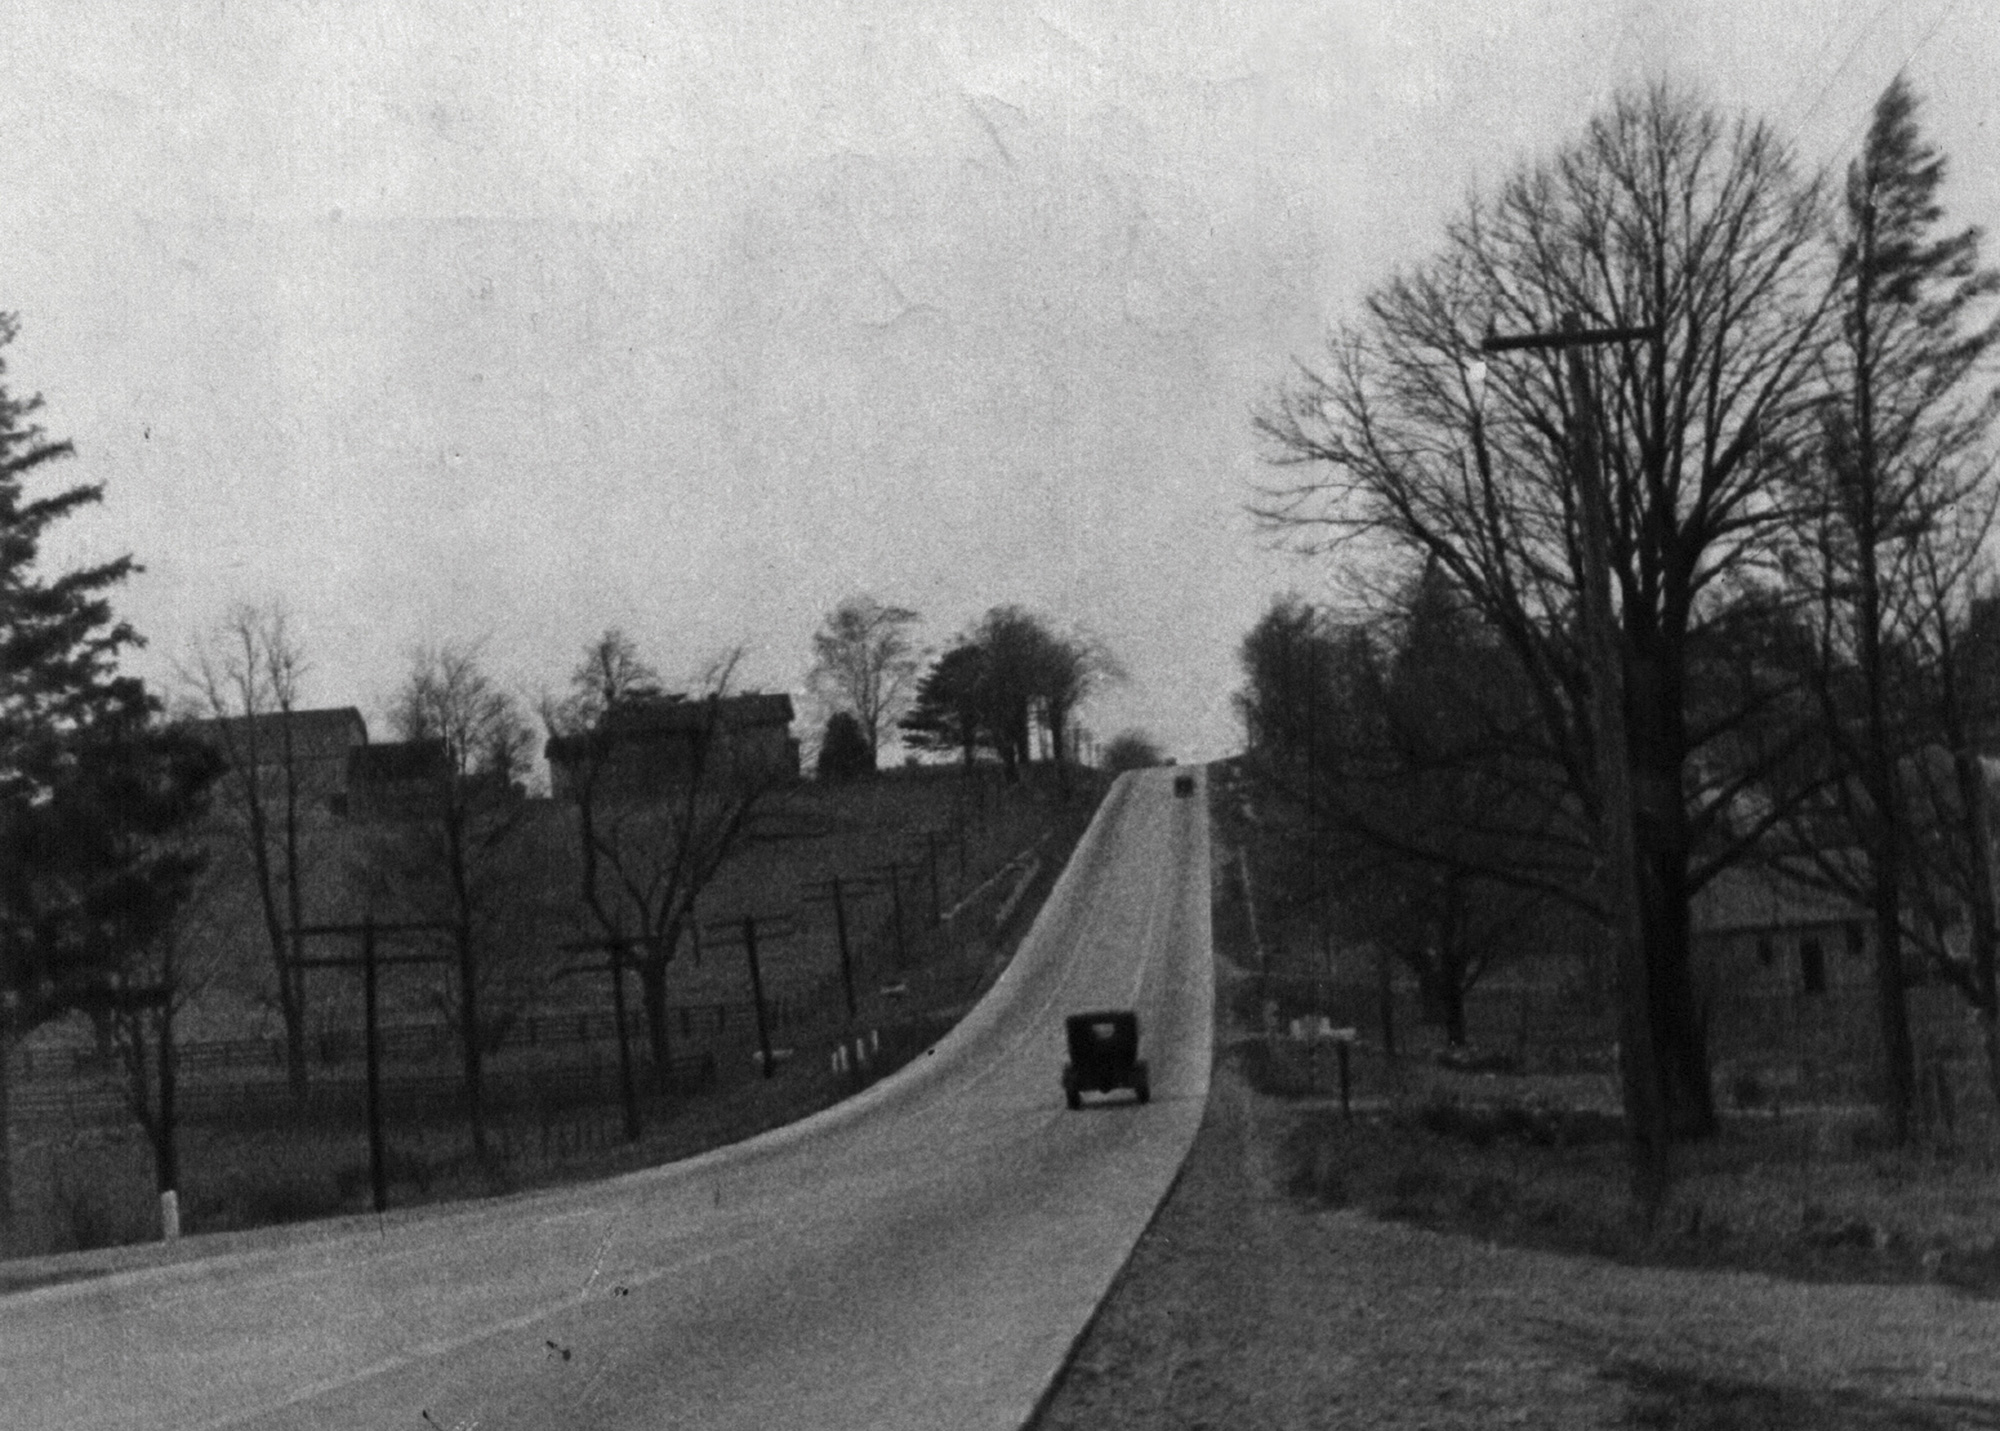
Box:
4 767 1213 1431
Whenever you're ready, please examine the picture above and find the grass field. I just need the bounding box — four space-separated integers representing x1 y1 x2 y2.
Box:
2 764 1105 1262
1224 770 2000 1303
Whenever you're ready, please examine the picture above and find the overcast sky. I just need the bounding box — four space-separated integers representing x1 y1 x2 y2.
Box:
7 0 1994 762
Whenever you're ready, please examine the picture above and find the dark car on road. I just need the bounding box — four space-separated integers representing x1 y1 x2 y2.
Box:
1062 1010 1150 1109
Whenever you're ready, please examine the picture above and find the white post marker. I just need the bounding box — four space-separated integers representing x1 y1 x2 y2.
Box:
159 1190 180 1243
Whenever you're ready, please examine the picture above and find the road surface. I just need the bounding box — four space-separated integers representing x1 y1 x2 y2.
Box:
3 766 1213 1430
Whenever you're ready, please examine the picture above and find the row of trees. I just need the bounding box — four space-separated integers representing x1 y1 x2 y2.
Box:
1249 77 2000 1176
895 605 1120 789
801 594 1132 789
1240 569 1593 1048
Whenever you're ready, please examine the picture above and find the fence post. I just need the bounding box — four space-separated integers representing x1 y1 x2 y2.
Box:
832 876 858 1020
744 917 776 1079
363 917 388 1216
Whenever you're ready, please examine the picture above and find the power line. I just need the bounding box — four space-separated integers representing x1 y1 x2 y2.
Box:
1787 0 1970 157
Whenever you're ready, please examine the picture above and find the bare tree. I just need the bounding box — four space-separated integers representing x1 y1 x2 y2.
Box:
807 596 923 771
1031 624 1122 796
97 846 235 1220
182 602 317 1096
372 642 534 1155
545 645 782 1077
1256 86 1837 1139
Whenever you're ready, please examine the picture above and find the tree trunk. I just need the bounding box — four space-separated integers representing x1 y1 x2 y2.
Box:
156 1002 178 1197
1948 747 2000 1119
1439 976 1468 1048
1637 835 1715 1138
0 1029 13 1256
280 991 309 1101
281 712 310 1100
1852 196 1918 1145
455 923 486 1156
640 957 672 1086
1981 1008 2000 1122
1627 638 1716 1140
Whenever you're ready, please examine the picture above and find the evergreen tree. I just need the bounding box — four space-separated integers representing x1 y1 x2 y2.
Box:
0 313 218 1243
901 643 987 770
0 310 209 1021
1809 74 2000 1143
815 711 873 782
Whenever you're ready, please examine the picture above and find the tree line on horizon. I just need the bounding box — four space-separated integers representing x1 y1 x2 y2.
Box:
1245 74 2000 1193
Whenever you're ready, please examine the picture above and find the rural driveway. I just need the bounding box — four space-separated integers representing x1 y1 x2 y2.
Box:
2 766 1214 1431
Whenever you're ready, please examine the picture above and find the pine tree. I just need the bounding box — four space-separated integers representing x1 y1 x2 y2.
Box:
0 312 218 1244
1816 74 2000 1144
815 711 873 782
901 644 987 770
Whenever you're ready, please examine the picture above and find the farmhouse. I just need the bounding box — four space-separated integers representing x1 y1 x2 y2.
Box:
1691 863 1873 999
183 706 369 808
545 692 800 801
346 738 454 819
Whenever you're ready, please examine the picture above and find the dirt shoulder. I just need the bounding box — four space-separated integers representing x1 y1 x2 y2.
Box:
1033 843 2000 1429
1038 1045 2000 1430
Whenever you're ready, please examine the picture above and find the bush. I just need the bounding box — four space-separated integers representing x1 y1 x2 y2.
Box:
1101 730 1165 772
816 712 873 781
1409 1095 1622 1149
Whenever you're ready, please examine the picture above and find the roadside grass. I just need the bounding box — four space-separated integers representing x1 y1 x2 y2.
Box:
6 773 1097 1259
1208 795 2000 1295
1607 1362 2000 1430
1273 1088 2000 1295
1217 762 2000 1301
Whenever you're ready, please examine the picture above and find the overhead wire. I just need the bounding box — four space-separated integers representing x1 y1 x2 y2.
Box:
1784 0 1971 159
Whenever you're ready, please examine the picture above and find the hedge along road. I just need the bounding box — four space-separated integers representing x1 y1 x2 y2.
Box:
4 765 1214 1431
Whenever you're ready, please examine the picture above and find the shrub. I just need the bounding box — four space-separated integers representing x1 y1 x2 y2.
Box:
816 712 873 782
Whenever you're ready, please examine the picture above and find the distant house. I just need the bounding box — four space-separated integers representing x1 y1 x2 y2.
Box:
1691 863 1873 998
183 707 369 809
545 692 799 802
346 739 452 820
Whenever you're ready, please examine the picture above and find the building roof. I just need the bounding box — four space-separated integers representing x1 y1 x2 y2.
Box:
1691 862 1867 934
597 691 795 736
184 707 368 764
347 739 449 784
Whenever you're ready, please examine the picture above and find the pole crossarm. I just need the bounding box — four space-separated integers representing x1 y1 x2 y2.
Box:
804 874 893 897
1481 322 1661 353
701 915 798 944
280 917 458 1215
71 984 171 1012
293 921 455 939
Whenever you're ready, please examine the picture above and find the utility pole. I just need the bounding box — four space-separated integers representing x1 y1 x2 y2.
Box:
556 936 653 1142
801 877 860 1020
925 832 943 927
75 976 175 1238
1482 316 1669 1211
703 913 797 1078
292 918 453 1213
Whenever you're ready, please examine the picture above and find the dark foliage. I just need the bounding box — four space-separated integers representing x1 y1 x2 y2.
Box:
816 710 874 781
